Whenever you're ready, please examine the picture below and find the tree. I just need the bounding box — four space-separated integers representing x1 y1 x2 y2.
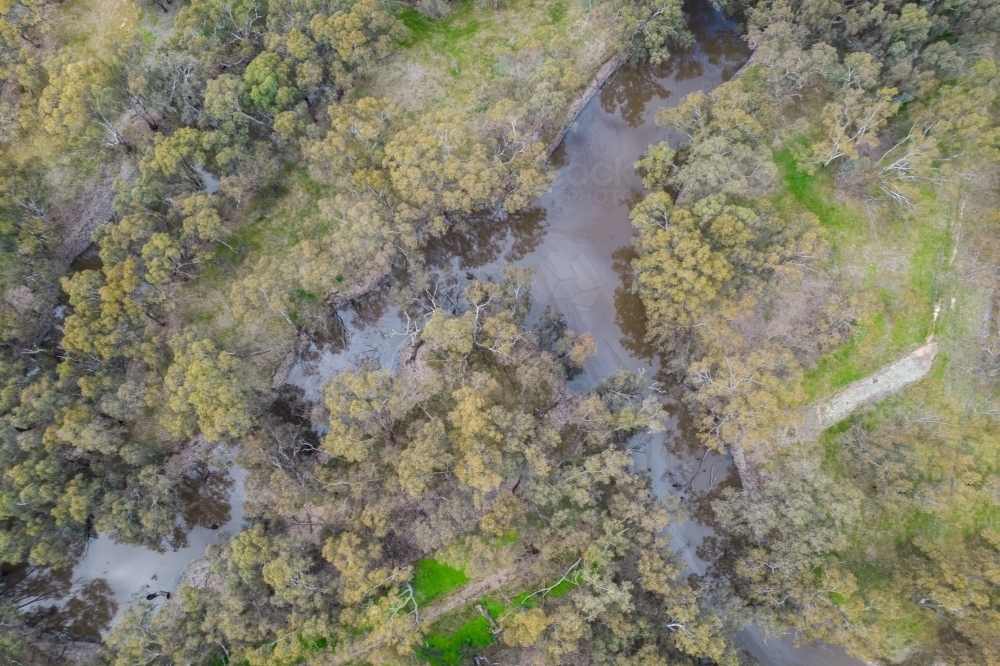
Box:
503 608 551 646
815 54 899 166
383 107 502 225
397 419 453 497
61 257 157 362
0 157 57 345
322 362 408 462
37 26 144 152
655 82 777 202
611 0 690 65
630 191 734 334
242 52 298 115
163 334 253 441
634 141 675 191
713 455 868 654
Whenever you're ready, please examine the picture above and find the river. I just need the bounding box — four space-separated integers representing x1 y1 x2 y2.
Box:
290 3 866 663
23 3 866 663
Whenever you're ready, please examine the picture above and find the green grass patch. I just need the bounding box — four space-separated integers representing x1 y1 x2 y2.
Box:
546 575 579 597
419 615 495 665
819 417 855 478
412 559 470 604
418 571 583 665
398 0 482 49
547 0 568 23
775 143 951 402
419 595 506 665
773 147 860 238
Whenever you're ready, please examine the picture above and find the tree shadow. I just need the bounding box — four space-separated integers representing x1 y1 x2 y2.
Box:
683 0 752 81
611 245 655 360
424 206 548 271
179 468 235 533
600 64 671 128
3 561 118 640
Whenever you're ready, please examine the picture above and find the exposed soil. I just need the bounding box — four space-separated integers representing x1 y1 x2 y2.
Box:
51 159 135 264
800 342 938 442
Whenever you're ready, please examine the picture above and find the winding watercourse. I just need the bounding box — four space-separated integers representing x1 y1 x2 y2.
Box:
20 5 867 663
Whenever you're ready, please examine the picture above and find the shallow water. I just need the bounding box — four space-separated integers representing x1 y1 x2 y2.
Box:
17 242 249 637
417 0 752 577
19 464 246 638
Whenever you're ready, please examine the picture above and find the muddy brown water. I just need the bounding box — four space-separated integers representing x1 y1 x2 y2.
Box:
22 244 247 639
14 466 246 640
27 4 864 663
291 4 866 664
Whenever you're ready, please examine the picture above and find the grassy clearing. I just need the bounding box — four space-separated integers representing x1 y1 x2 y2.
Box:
412 559 470 604
420 608 497 666
364 0 613 112
398 2 483 48
772 146 953 402
47 0 140 50
418 573 580 665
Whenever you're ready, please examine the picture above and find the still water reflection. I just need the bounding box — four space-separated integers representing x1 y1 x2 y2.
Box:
17 465 246 638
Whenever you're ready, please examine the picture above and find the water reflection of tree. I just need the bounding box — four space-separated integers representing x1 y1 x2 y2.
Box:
2 562 118 640
611 245 656 360
37 578 116 639
179 469 235 534
600 65 670 128
692 474 744 582
659 387 706 461
424 207 547 271
684 0 751 81
672 51 706 82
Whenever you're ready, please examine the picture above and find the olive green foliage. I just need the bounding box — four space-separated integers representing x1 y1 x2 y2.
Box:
103 269 735 666
612 0 689 65
16 0 1000 661
630 139 827 455
628 0 1000 663
0 0 703 654
0 0 46 138
0 143 202 565
654 82 778 202
0 157 57 345
0 0 690 598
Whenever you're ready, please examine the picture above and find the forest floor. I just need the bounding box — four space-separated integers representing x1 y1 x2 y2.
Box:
753 92 1000 648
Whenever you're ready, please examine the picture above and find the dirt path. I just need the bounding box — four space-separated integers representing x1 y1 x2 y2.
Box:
326 567 520 665
796 341 938 443
418 568 519 624
734 341 939 491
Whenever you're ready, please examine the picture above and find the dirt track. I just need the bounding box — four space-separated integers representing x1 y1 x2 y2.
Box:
734 341 939 491
796 342 938 443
